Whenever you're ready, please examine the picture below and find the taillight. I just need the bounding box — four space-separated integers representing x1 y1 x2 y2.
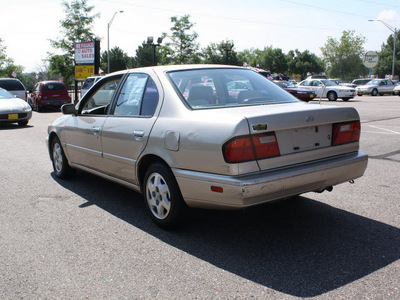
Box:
332 121 360 146
223 133 280 163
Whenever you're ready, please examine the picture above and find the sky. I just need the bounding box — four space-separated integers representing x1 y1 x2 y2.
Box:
0 0 399 73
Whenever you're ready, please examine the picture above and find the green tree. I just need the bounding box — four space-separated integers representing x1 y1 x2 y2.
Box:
0 38 23 78
320 30 367 80
100 47 134 72
48 0 100 84
166 15 200 64
132 41 155 68
373 30 400 78
287 49 324 79
201 41 239 65
236 48 263 68
258 47 288 74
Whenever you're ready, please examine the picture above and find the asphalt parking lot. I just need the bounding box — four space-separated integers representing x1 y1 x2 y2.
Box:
0 95 399 299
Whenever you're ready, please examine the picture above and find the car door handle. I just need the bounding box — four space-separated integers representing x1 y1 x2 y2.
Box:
133 130 145 141
92 126 101 136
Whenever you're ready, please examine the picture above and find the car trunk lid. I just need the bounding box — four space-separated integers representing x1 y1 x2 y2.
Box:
243 103 361 171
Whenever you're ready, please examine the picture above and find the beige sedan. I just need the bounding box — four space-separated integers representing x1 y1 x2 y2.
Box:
47 65 368 228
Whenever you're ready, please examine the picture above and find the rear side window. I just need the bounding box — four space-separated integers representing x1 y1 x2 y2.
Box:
113 74 159 117
0 79 25 91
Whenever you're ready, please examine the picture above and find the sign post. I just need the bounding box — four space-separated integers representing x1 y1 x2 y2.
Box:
74 41 100 103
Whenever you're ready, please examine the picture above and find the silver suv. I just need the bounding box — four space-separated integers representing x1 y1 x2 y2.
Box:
0 78 27 100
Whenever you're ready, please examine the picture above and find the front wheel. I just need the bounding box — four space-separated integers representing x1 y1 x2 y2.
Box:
327 91 337 101
18 120 29 126
51 136 75 178
143 163 186 228
371 89 378 96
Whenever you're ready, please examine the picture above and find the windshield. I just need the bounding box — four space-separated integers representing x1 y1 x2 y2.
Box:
366 79 380 85
167 68 299 109
0 88 14 99
321 80 338 86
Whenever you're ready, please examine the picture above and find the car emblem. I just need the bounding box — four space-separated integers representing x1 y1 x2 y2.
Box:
305 115 315 122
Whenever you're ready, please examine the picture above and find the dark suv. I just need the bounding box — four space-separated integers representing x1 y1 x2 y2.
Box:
0 78 27 100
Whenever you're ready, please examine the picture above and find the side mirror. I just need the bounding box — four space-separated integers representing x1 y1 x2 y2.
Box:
61 103 77 116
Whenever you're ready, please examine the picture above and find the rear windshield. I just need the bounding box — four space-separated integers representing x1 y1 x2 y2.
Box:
167 68 298 109
43 82 66 90
0 79 25 91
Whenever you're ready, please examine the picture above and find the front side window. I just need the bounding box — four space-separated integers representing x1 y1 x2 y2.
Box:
113 74 159 117
81 77 121 114
168 68 298 109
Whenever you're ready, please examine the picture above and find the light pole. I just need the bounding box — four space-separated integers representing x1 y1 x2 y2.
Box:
107 10 123 73
221 42 234 65
369 19 397 79
147 36 163 66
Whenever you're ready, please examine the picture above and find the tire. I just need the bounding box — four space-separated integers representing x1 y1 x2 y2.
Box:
51 136 75 178
371 89 378 96
379 93 384 96
327 91 337 101
18 120 28 126
342 98 350 102
143 162 186 229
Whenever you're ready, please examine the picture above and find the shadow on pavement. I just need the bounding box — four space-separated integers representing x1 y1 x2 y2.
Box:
52 171 400 297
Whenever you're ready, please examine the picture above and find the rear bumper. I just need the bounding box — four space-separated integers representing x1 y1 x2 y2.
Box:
174 151 368 209
39 100 70 107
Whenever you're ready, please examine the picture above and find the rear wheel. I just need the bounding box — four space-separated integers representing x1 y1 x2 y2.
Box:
143 163 186 228
371 89 378 96
327 91 337 101
51 136 75 178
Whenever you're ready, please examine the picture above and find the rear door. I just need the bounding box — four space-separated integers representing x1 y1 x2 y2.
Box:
100 72 160 184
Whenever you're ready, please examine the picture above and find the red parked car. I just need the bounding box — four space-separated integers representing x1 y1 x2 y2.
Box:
28 81 71 111
274 80 317 102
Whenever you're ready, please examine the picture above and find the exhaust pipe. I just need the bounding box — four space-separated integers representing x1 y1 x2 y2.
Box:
314 186 333 193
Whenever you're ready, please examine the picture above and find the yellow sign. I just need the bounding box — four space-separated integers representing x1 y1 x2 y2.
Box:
75 65 95 81
293 74 301 82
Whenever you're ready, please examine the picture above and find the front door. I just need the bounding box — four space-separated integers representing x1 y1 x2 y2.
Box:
63 74 123 172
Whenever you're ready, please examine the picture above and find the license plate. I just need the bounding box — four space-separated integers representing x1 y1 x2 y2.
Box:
8 113 18 120
352 92 356 96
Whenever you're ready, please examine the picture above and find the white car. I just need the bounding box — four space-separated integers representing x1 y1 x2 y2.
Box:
356 79 397 96
81 76 102 96
394 84 400 96
298 79 357 101
0 87 32 126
